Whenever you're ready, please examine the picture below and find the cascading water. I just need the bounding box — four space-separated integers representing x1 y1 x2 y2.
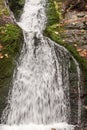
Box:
0 0 81 130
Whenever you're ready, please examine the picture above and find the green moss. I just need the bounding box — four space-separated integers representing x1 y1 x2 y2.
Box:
0 57 14 118
46 0 62 26
0 0 9 17
0 22 23 119
0 23 23 57
44 0 64 43
0 0 24 121
45 0 87 89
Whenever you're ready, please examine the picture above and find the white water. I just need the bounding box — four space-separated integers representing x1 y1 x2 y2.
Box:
72 58 82 124
0 0 81 129
0 123 74 130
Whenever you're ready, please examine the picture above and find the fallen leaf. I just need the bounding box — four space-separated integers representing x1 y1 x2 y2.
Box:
5 54 8 58
55 31 59 34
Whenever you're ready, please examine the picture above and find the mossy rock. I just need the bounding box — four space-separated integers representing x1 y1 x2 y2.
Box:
46 0 62 26
0 0 24 121
45 0 87 89
0 23 23 120
0 18 24 122
0 23 23 56
45 0 87 124
0 57 14 118
0 0 10 17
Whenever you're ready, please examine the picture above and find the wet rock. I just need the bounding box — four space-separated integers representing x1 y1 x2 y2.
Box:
51 128 56 130
77 14 85 18
0 0 24 122
62 10 87 48
62 5 87 125
84 21 87 26
75 127 87 130
63 29 87 46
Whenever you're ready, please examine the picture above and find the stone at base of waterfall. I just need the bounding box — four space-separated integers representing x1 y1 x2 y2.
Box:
75 126 87 130
51 128 61 130
51 128 56 130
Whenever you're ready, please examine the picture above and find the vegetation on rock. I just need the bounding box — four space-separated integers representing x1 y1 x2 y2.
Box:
45 0 87 126
45 0 87 88
0 0 23 121
0 0 9 17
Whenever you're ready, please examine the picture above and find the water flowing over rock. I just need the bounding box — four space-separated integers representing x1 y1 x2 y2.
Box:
0 0 82 130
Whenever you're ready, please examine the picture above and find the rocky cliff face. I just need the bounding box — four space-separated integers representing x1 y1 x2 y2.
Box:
62 2 87 127
0 0 24 122
0 0 87 128
45 0 87 127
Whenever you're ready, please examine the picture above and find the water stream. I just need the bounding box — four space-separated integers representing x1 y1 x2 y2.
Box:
0 0 81 129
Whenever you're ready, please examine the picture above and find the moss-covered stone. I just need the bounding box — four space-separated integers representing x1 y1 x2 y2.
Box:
46 0 62 26
0 0 23 121
0 23 23 56
0 0 10 17
45 0 87 89
45 0 87 125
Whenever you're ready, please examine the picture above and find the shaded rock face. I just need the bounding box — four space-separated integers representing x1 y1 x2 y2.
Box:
45 0 87 126
54 44 80 125
7 0 25 20
68 58 80 125
64 0 87 12
63 11 87 47
75 126 87 130
62 4 87 127
0 16 12 25
0 0 23 122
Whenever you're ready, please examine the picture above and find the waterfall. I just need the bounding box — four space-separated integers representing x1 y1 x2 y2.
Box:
72 58 81 125
0 0 81 130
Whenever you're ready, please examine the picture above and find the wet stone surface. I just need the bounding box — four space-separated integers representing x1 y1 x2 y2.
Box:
61 8 87 127
75 127 87 130
63 11 87 47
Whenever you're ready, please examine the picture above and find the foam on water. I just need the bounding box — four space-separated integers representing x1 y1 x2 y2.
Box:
0 123 74 130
